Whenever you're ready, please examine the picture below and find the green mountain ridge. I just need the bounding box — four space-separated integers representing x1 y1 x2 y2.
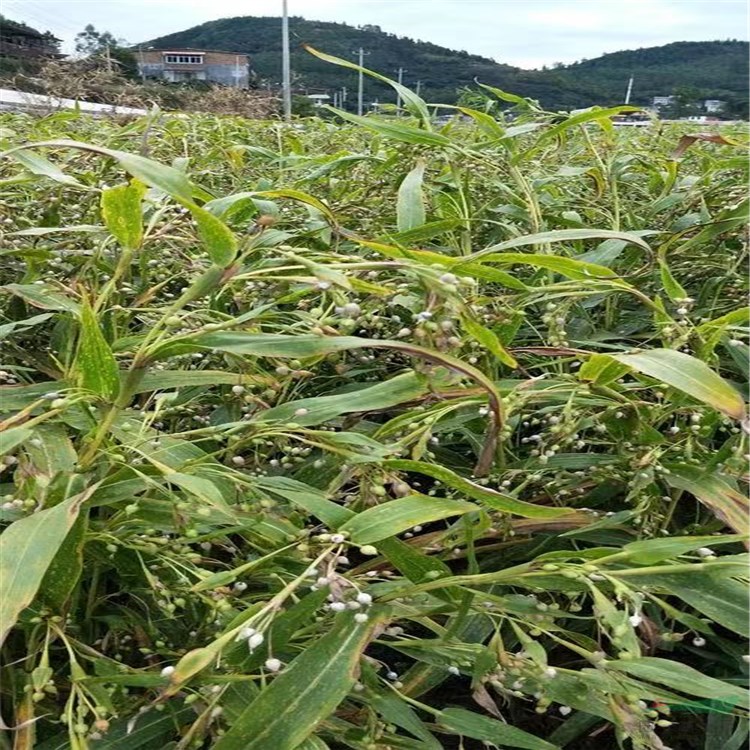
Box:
143 16 748 112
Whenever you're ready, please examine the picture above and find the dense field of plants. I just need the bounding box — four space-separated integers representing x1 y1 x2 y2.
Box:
0 53 748 750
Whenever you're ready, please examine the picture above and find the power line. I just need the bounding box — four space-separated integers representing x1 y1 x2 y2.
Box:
5 1 83 38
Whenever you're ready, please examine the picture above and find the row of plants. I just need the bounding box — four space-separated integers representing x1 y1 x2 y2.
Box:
0 51 747 750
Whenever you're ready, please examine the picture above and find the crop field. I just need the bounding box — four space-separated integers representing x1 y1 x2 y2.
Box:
0 55 748 750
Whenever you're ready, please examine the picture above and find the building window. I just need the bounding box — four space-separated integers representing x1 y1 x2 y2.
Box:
164 54 203 64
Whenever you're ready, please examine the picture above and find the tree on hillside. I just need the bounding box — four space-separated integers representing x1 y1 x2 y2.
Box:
74 24 138 78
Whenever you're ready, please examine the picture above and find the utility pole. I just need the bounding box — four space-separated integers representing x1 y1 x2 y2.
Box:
281 0 292 121
235 55 241 89
333 91 339 108
352 48 369 116
341 86 347 110
138 45 145 81
624 75 634 105
415 79 422 97
396 67 406 113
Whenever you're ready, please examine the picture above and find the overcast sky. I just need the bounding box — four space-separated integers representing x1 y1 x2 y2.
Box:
4 0 747 68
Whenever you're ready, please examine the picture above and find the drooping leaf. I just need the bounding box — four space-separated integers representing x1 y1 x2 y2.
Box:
0 488 92 644
2 140 194 202
384 459 575 519
324 108 452 147
339 495 475 544
606 658 748 707
9 149 87 188
611 349 746 420
438 707 558 750
2 283 80 313
578 353 630 385
259 372 429 426
0 313 53 341
619 534 746 565
664 465 749 537
465 228 651 267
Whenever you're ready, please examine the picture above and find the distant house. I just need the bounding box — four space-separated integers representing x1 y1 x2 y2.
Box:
137 48 249 87
0 18 61 60
704 99 725 113
652 96 675 107
307 94 330 107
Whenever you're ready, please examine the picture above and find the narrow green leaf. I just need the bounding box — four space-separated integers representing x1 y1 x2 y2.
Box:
371 693 443 748
10 149 86 188
323 108 452 147
39 512 87 611
377 537 453 584
630 570 749 636
339 495 475 544
470 251 621 281
213 612 383 750
260 372 429 426
606 658 748 708
465 228 651 266
384 459 575 519
477 82 542 110
25 424 76 475
0 426 32 456
461 314 518 368
619 535 746 565
254 476 354 528
611 349 746 420
135 370 267 393
167 472 236 521
0 313 53 341
657 259 687 302
304 45 432 125
2 283 80 313
439 707 558 750
536 106 642 144
2 140 194 201
34 707 193 750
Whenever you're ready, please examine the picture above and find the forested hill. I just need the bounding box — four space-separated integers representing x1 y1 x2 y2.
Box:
143 17 748 111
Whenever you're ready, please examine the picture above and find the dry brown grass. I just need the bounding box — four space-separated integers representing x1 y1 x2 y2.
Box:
3 58 277 118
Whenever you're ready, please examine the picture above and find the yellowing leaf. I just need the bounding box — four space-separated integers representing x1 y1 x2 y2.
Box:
100 180 145 250
74 299 120 401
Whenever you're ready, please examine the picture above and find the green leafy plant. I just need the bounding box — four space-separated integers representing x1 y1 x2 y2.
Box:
0 54 747 750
